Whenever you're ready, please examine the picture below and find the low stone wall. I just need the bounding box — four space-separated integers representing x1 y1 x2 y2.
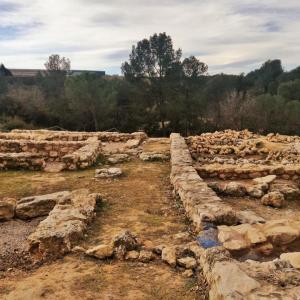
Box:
0 139 101 171
62 138 101 170
1 129 147 143
196 164 300 180
0 139 84 156
0 152 46 170
170 133 242 228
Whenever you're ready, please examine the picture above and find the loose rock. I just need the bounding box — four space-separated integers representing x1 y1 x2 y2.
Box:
95 168 122 179
261 191 285 208
86 244 114 259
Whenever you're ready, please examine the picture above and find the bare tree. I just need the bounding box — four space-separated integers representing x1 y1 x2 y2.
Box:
45 54 71 72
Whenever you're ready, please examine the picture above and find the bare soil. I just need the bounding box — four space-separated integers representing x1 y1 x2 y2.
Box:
0 158 207 299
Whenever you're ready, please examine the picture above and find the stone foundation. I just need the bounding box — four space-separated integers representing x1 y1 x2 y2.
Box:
0 130 147 171
170 133 247 228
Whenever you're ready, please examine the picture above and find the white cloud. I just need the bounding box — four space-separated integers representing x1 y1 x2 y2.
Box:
0 0 300 74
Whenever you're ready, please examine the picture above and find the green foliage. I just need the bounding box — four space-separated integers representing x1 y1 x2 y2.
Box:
0 36 299 135
278 79 300 100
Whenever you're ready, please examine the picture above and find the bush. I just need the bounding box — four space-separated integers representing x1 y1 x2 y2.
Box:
0 116 35 131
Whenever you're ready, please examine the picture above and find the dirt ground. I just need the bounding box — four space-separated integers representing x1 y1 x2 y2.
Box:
0 159 207 300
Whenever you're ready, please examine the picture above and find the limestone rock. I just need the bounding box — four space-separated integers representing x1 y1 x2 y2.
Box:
224 182 246 196
265 225 299 245
200 248 261 299
271 183 300 200
125 139 140 149
107 154 129 164
113 230 139 251
162 247 177 267
72 246 86 254
177 257 197 269
28 189 98 259
218 225 250 251
16 191 71 219
0 197 16 221
182 269 194 277
253 175 276 185
95 167 122 179
138 250 154 263
139 152 169 162
261 191 285 208
255 242 274 256
246 184 267 198
184 241 205 258
86 244 114 259
44 162 66 173
125 250 140 260
280 252 300 269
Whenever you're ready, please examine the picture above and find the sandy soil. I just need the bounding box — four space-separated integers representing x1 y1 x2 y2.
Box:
0 155 207 299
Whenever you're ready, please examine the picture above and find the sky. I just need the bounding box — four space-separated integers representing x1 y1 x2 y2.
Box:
0 0 300 75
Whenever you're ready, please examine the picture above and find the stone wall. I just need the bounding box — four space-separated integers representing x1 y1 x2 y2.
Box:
0 139 84 156
0 129 147 143
0 153 46 170
62 138 101 170
196 164 300 180
170 133 242 228
0 139 101 171
0 129 146 171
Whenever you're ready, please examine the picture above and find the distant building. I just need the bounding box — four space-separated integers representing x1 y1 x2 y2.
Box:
0 65 105 78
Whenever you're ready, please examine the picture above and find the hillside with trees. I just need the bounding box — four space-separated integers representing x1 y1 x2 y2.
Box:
0 33 299 135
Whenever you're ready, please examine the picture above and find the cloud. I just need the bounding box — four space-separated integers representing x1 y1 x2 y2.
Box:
0 0 300 75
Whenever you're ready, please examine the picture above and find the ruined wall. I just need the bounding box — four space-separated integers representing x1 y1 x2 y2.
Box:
169 133 241 228
0 130 147 143
0 130 146 171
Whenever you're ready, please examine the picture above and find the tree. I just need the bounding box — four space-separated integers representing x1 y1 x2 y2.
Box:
65 74 117 131
278 79 300 101
121 32 182 135
182 56 207 78
246 60 283 93
45 54 71 73
180 56 208 135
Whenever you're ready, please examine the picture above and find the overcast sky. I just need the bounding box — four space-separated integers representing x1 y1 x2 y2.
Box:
1 0 300 75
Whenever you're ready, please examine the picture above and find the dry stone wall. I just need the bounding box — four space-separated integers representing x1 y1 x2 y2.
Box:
1 129 147 143
170 133 244 228
0 130 147 171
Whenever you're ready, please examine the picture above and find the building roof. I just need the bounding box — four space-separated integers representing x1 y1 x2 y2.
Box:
6 68 105 78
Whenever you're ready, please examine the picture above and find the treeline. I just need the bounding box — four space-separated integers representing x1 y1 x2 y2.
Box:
0 33 299 136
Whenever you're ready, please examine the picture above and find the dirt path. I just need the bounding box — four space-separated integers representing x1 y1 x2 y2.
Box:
0 157 206 299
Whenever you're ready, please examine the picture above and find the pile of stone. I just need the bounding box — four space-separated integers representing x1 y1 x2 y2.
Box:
266 133 300 144
217 218 300 253
83 230 203 275
208 175 299 207
266 147 300 164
